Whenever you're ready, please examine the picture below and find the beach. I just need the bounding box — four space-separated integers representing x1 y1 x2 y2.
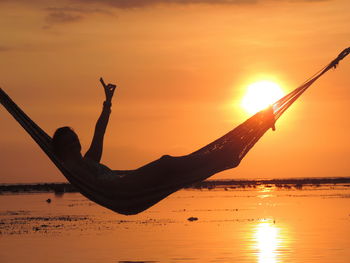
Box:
1 182 349 263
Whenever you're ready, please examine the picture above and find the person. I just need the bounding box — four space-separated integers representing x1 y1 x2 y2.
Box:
52 78 119 181
0 77 275 213
50 77 275 207
51 77 243 190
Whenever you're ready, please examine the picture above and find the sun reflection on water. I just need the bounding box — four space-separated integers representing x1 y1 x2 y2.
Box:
253 221 282 263
257 185 275 199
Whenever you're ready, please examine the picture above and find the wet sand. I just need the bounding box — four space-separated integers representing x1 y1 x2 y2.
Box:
1 184 350 262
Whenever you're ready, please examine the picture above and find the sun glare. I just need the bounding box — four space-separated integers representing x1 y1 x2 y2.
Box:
254 222 280 263
242 81 284 115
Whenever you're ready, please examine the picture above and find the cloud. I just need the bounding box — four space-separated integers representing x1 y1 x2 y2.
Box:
43 6 114 28
45 10 83 24
0 0 332 8
39 0 259 28
75 0 258 9
0 0 331 29
73 0 330 9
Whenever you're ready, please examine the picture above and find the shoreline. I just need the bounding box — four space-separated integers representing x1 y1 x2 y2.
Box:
1 177 349 194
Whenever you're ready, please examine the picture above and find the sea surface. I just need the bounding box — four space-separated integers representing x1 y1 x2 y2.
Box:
1 184 350 263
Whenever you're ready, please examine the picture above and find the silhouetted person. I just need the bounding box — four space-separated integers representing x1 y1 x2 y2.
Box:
2 79 276 214
52 78 115 162
49 77 277 214
51 77 277 191
52 77 241 190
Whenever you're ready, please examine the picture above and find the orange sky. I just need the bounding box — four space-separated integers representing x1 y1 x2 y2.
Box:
1 0 349 183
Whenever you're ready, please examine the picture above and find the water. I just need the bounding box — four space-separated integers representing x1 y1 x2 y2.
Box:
1 184 350 262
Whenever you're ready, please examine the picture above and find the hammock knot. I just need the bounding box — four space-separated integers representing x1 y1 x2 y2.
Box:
331 47 350 69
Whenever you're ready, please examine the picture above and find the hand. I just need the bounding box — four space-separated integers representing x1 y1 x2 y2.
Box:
100 77 117 102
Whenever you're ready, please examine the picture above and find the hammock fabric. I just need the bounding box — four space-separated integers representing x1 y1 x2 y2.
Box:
1 48 349 215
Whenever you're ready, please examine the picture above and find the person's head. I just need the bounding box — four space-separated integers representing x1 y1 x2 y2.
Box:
52 127 82 161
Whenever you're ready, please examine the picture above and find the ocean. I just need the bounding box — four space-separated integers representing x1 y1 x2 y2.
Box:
1 182 350 262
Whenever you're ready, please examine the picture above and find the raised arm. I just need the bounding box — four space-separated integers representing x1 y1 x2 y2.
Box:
84 78 116 163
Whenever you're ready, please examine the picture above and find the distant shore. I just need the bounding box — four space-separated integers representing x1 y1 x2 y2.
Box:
1 177 349 194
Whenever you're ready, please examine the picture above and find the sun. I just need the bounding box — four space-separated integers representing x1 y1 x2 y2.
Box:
242 81 284 114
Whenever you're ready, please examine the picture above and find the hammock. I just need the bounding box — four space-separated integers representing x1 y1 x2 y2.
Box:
1 48 349 215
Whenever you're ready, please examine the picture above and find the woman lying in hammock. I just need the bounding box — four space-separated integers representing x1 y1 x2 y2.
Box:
0 79 280 214
1 48 347 214
51 78 275 204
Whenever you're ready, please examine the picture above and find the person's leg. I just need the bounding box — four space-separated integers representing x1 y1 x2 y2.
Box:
124 147 240 192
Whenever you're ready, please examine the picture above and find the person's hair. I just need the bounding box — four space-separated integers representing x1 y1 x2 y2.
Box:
52 126 77 159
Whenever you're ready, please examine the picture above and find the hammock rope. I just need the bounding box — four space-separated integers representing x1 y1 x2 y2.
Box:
273 47 350 120
1 47 349 215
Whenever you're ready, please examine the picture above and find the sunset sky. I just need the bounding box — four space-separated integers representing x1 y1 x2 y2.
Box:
1 0 349 183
